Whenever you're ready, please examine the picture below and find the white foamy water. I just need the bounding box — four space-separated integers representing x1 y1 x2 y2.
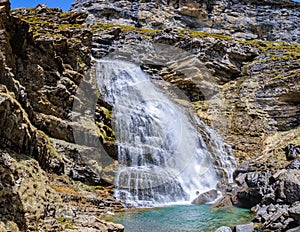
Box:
96 59 236 207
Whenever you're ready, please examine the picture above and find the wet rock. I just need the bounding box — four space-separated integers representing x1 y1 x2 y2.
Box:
215 226 232 232
234 222 254 232
233 162 249 179
286 225 300 232
191 189 218 204
285 144 300 161
288 202 300 221
253 203 297 230
287 158 300 169
236 171 273 208
212 193 234 208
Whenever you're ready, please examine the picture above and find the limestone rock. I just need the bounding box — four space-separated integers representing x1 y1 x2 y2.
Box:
287 158 300 170
0 3 122 230
288 202 300 221
191 189 218 204
0 0 10 13
215 226 232 232
235 222 254 232
274 170 300 204
71 0 300 42
286 225 300 232
285 144 300 161
1 1 299 231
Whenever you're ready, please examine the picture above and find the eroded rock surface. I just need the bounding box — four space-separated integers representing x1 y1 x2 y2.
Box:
0 2 122 231
71 0 300 42
0 0 299 231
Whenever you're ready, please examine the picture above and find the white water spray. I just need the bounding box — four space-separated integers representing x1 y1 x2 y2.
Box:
96 59 235 207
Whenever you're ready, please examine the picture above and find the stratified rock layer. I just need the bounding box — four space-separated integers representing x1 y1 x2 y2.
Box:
0 2 123 231
0 0 299 231
71 0 300 42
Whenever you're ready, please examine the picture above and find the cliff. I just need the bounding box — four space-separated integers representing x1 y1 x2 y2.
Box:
0 1 123 231
0 0 299 231
71 0 300 41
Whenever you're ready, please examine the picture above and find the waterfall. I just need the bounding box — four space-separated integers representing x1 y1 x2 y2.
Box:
96 59 236 207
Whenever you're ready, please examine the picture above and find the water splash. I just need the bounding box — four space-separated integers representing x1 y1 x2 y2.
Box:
96 59 235 207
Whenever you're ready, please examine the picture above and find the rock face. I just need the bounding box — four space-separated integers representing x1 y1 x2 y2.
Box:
0 0 299 231
71 0 300 42
0 2 123 231
215 165 300 231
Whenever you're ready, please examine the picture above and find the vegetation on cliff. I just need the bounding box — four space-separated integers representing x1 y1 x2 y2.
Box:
0 0 299 231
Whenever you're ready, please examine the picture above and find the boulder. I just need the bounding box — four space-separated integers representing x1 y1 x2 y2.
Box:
235 171 273 208
234 222 254 232
285 144 300 161
286 226 300 232
274 170 300 204
288 202 300 222
215 226 232 232
191 189 218 204
287 158 300 169
212 194 234 208
233 162 249 179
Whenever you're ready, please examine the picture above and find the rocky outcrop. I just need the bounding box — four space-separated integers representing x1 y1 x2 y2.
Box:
0 0 299 231
87 21 299 162
0 150 124 232
213 163 300 231
71 0 300 42
0 1 122 231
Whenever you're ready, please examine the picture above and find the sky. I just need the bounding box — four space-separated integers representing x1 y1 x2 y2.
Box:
10 0 300 12
10 0 74 12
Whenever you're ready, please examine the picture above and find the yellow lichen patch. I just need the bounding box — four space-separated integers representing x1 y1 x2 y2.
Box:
50 185 81 196
91 23 160 34
58 23 83 30
59 11 75 18
57 216 76 230
37 130 61 159
241 39 300 54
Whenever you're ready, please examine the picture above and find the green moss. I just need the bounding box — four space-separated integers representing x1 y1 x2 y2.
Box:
59 12 74 18
76 56 86 72
91 23 160 34
242 40 300 56
270 69 298 81
57 217 66 224
6 221 19 232
37 130 61 159
100 106 112 119
57 216 75 230
92 185 104 190
99 126 115 142
58 23 83 30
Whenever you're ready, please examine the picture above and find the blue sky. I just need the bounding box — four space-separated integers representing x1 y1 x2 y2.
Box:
10 0 300 12
10 0 74 12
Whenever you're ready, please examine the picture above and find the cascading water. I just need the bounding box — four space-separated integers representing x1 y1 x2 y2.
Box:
96 59 236 207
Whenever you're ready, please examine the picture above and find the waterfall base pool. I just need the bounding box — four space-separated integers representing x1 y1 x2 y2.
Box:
106 204 253 232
